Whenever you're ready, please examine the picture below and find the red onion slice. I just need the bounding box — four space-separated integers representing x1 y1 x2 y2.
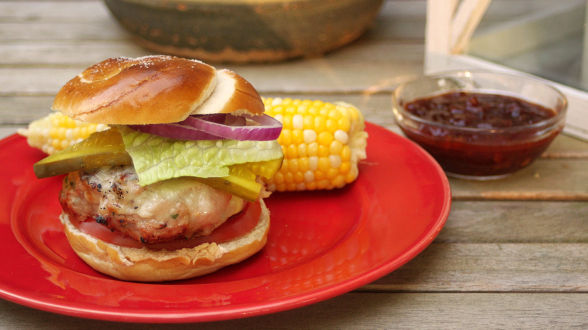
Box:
128 124 224 140
129 113 282 141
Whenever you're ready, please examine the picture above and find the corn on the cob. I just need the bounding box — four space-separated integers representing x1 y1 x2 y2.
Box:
263 98 368 191
18 112 108 154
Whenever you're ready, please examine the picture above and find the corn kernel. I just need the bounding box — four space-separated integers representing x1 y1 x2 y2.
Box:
286 144 297 159
280 129 292 145
329 155 342 168
303 130 316 143
330 140 343 155
334 130 349 144
317 131 333 146
334 175 345 188
273 172 284 184
292 114 303 129
318 145 329 157
328 108 341 119
345 166 358 183
294 172 304 183
288 159 299 172
327 168 338 179
341 145 351 161
308 142 319 156
326 119 337 132
299 157 309 171
284 172 294 183
283 115 292 129
303 115 314 129
340 161 351 174
309 156 318 171
318 157 329 172
314 117 325 131
317 180 329 189
315 170 325 180
272 106 284 115
338 117 351 132
292 129 304 144
297 144 308 157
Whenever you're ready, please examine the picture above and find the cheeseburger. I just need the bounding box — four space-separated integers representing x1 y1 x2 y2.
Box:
33 56 283 282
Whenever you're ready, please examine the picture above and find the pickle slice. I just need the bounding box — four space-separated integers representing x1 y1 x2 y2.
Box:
33 128 132 178
197 166 261 202
200 158 283 201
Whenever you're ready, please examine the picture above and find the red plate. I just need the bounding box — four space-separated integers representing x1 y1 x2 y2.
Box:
0 123 450 323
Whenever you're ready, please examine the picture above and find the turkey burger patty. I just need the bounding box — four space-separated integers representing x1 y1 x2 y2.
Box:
60 166 245 245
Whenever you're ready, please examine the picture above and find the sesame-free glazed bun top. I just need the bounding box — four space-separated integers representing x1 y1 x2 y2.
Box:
52 56 265 125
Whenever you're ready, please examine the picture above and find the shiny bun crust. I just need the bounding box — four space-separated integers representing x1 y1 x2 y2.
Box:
194 69 265 116
52 56 265 125
60 199 270 282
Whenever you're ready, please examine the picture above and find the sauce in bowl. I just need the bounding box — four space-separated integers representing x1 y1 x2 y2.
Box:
404 92 555 129
400 91 562 178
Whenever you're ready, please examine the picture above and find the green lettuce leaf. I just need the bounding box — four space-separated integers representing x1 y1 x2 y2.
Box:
119 126 283 186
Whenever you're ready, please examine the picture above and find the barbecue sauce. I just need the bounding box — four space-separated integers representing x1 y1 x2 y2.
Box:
400 92 562 178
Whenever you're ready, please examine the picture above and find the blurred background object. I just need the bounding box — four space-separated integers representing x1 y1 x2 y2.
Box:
103 0 383 63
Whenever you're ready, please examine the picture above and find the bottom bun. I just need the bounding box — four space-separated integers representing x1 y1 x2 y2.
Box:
60 199 270 282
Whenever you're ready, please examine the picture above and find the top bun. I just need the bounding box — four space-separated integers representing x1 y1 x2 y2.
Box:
52 56 265 125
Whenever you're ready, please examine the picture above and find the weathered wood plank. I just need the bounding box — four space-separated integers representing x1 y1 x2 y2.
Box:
0 292 586 329
0 96 53 123
542 133 588 158
368 243 588 291
0 1 111 21
0 22 129 41
0 41 149 66
450 160 588 200
440 201 588 243
0 127 18 138
0 68 81 95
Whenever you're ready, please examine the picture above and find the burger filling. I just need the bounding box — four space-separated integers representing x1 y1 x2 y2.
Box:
60 166 245 244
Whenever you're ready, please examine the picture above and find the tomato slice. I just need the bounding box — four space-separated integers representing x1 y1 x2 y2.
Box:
68 201 262 251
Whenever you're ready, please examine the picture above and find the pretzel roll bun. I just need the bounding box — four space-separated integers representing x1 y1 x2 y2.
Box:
60 199 270 282
52 56 265 124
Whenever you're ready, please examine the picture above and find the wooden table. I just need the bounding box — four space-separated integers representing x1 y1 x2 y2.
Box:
1 1 587 328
